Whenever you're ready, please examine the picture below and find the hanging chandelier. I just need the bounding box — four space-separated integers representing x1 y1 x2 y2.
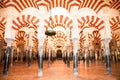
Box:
45 0 56 36
45 29 56 36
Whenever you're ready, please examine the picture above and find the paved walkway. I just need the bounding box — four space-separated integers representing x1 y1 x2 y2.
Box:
0 60 120 80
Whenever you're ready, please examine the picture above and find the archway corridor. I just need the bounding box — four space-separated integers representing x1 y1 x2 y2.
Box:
0 60 120 80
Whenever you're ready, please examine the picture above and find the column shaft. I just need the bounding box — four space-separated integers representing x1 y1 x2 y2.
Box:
3 46 11 75
104 41 111 74
38 46 43 77
73 39 79 77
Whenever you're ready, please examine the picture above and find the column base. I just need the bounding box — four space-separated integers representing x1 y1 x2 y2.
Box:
74 68 78 77
106 67 111 75
3 70 8 75
38 69 43 77
74 71 78 77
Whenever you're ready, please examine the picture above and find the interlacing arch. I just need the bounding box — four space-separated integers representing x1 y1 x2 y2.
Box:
1 0 108 13
51 31 67 41
1 0 38 12
50 31 67 49
77 15 104 31
32 31 38 49
15 31 28 47
79 0 109 13
44 15 73 30
0 16 6 26
109 0 120 10
35 0 82 12
79 32 86 49
109 16 120 31
12 15 39 31
88 31 101 40
0 16 6 41
112 34 120 42
90 30 101 40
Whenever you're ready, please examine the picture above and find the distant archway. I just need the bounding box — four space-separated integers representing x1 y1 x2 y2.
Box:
56 49 62 60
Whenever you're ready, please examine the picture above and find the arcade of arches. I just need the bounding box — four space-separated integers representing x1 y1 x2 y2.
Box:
0 0 120 79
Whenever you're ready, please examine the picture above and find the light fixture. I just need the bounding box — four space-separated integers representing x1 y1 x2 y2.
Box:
45 0 56 36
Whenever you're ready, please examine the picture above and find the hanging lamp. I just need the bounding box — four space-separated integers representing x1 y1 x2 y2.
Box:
45 0 56 36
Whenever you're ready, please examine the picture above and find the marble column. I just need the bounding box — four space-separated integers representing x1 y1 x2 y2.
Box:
3 14 15 75
100 9 112 75
3 39 13 75
102 39 111 74
72 38 79 77
38 45 43 77
84 46 89 67
28 46 32 67
10 46 14 66
66 46 70 67
48 48 51 67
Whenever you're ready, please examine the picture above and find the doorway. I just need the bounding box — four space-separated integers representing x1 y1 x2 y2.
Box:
56 50 62 60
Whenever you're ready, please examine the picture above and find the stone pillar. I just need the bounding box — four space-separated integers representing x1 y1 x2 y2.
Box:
66 46 70 67
102 39 111 74
38 45 43 77
10 46 14 66
72 38 79 77
100 8 112 75
48 48 51 67
47 36 52 67
66 28 70 67
3 38 13 75
27 29 34 66
37 23 46 77
3 14 15 75
28 46 32 67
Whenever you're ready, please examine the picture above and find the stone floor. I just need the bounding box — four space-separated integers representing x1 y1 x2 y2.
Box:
0 60 120 80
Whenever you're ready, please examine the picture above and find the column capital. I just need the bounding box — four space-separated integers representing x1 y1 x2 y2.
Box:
72 37 79 42
101 38 111 43
5 38 14 47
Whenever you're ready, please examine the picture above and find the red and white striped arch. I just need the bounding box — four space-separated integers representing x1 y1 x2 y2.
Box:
88 31 101 42
51 31 67 49
92 31 101 39
0 0 110 13
79 33 86 49
77 16 104 31
32 32 38 45
109 16 120 31
109 0 120 10
36 0 81 12
0 16 6 26
44 15 73 29
0 16 6 40
0 0 6 8
80 0 109 13
32 35 38 50
112 34 120 42
12 15 39 31
15 31 28 40
51 31 67 41
2 0 37 12
15 31 28 46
